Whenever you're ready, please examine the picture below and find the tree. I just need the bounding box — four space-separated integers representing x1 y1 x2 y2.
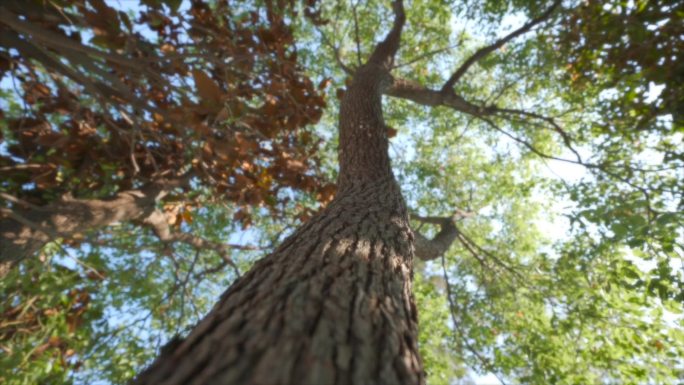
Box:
132 2 428 383
132 0 683 383
2 0 683 384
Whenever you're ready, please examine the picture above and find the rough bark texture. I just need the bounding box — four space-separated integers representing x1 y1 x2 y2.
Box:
132 176 422 385
133 3 424 384
133 70 424 385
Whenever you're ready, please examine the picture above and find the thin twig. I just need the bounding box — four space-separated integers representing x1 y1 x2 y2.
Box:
440 254 509 385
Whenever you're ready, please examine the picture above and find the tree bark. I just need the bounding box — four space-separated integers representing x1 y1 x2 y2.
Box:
132 2 425 384
133 74 425 381
132 175 423 385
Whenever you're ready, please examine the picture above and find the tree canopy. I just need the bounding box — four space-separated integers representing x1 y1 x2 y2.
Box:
1 0 682 384
0 0 333 267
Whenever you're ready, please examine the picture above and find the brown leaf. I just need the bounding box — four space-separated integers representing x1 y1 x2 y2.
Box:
317 77 332 90
316 183 337 204
192 70 223 104
285 159 306 173
181 210 193 224
160 43 175 53
48 335 62 346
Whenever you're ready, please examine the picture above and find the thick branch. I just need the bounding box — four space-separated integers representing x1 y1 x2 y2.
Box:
367 0 405 69
388 78 488 116
412 212 471 261
441 0 561 92
412 211 525 280
0 178 187 274
387 78 581 160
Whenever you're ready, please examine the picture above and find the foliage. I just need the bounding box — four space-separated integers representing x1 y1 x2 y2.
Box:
559 0 683 127
0 0 332 223
0 250 104 385
0 199 302 384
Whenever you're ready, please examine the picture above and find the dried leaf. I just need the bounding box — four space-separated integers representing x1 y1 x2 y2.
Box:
192 70 223 104
181 210 193 224
317 77 332 90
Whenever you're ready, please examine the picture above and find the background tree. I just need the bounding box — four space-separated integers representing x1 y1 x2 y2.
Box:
2 0 683 384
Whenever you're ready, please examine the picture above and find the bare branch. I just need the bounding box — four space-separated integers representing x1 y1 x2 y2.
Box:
441 0 561 92
315 26 354 75
141 210 251 276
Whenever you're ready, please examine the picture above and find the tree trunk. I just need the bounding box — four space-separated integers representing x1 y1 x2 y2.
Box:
133 4 424 384
133 175 422 385
133 69 425 380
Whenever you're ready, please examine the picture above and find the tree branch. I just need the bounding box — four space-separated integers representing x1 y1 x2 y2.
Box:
352 0 363 66
387 77 487 116
0 192 40 210
387 77 584 165
140 210 252 277
411 211 525 279
491 106 582 163
412 211 472 261
451 221 525 280
479 117 656 218
441 0 561 92
0 176 191 273
393 43 461 69
440 255 509 385
315 26 354 75
367 0 405 69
